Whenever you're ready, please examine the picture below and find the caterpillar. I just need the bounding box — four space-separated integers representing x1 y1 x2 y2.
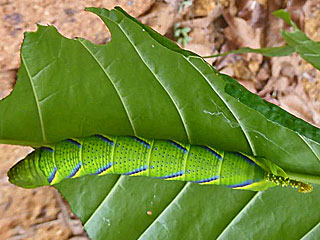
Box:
8 134 312 193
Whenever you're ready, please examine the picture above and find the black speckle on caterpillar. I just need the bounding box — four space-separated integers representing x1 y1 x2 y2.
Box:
7 135 312 193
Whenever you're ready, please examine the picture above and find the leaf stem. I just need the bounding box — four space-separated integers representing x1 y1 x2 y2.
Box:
202 53 227 58
202 45 295 58
286 172 320 185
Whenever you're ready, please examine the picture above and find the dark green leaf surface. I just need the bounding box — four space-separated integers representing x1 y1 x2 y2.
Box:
2 7 320 240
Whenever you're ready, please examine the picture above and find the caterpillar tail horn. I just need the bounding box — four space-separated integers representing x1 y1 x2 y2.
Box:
265 172 313 193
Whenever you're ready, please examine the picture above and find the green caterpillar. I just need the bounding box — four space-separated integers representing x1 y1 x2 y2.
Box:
8 135 312 193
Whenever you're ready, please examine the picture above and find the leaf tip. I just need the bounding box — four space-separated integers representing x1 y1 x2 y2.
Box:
85 6 111 15
272 9 290 20
84 7 98 12
272 9 297 28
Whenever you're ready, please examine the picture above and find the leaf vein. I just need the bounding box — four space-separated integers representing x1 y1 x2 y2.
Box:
77 39 137 136
185 57 256 155
216 191 260 239
21 54 47 142
300 221 320 240
298 134 320 164
83 175 122 227
137 182 189 239
116 22 191 143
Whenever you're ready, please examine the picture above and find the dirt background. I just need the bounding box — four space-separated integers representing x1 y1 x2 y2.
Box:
1 0 320 239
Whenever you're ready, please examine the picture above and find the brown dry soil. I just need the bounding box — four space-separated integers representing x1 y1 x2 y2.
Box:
1 0 320 239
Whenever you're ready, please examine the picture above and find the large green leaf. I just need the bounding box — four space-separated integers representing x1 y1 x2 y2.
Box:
2 7 320 239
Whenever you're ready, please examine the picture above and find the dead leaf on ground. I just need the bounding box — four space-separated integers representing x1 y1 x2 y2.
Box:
237 0 267 28
279 94 317 126
264 0 286 47
270 54 301 78
223 11 262 48
139 2 176 35
193 0 217 17
0 70 17 100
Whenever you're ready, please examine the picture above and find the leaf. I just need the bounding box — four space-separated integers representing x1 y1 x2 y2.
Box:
2 7 320 239
273 9 320 70
272 9 296 26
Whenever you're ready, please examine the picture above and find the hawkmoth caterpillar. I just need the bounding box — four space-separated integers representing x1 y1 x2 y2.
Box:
8 135 312 193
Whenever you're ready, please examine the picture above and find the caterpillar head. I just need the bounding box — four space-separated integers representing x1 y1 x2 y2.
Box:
7 151 49 189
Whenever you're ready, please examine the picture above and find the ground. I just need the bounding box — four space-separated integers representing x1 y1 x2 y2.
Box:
1 0 320 239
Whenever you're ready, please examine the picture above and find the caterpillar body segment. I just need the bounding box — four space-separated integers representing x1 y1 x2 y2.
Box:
8 135 312 193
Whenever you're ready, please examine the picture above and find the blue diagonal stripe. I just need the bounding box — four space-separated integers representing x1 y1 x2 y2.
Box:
66 162 82 178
